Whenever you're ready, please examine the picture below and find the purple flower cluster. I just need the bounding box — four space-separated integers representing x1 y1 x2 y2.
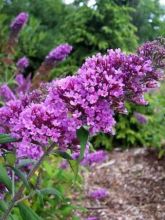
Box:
12 101 79 154
134 112 148 125
45 44 72 66
10 12 29 34
89 188 108 200
0 41 162 200
50 49 160 135
0 47 160 161
138 38 165 69
16 56 29 71
60 148 107 169
81 150 107 166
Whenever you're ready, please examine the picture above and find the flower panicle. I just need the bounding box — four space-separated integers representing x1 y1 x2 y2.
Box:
10 12 29 34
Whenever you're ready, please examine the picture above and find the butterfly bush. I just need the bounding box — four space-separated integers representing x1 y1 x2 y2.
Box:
49 49 160 135
0 48 161 161
0 12 163 216
0 16 162 200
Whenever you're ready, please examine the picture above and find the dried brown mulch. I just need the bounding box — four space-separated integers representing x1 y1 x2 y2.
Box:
75 148 165 220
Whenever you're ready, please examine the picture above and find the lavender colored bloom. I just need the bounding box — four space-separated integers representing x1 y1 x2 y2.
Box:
45 43 72 66
89 188 108 200
15 74 31 94
86 217 99 220
10 12 28 34
0 44 161 162
12 100 79 153
138 38 165 69
0 84 16 102
81 150 107 166
16 56 29 70
16 141 43 160
50 48 160 135
0 184 6 200
59 160 68 169
134 112 148 125
0 41 162 199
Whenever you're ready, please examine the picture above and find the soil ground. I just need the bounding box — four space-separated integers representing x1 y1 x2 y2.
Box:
75 148 165 220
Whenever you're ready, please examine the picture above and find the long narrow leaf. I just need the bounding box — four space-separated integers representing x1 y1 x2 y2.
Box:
17 159 37 168
68 160 79 180
0 164 12 191
40 187 63 200
0 200 8 212
10 166 30 190
18 203 42 220
0 134 18 144
76 126 89 161
54 151 73 160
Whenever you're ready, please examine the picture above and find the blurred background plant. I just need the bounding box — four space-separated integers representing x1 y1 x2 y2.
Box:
1 0 164 75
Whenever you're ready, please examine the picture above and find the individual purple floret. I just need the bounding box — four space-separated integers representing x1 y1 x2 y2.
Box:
10 12 29 34
134 112 148 125
45 43 72 66
59 160 68 169
0 84 16 102
86 217 99 220
89 188 109 200
16 56 29 71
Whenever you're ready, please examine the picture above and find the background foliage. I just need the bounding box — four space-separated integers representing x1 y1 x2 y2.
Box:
0 0 165 151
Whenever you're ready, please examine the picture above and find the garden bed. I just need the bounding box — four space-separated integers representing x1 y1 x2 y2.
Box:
75 148 165 220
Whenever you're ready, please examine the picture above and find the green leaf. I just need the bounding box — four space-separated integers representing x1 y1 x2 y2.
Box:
0 0 4 10
0 200 8 212
72 217 80 220
0 202 15 220
39 187 63 200
0 164 12 191
18 203 42 220
54 151 73 160
68 160 79 179
158 149 165 159
5 152 16 166
76 126 89 161
10 166 30 190
0 134 18 144
35 190 44 206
